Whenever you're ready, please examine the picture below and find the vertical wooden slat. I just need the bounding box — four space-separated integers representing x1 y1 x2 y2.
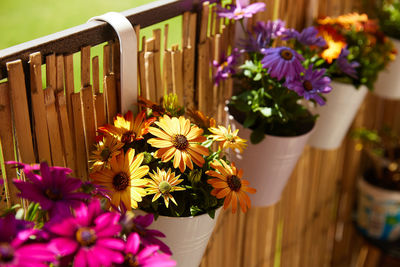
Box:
93 56 106 128
105 74 118 123
153 29 163 100
56 55 64 92
144 52 157 102
71 93 88 180
183 13 197 109
56 92 76 172
29 52 52 163
171 47 184 105
7 60 36 164
81 86 97 154
92 56 100 94
64 54 75 125
44 87 65 167
81 46 91 88
0 83 19 205
46 54 56 89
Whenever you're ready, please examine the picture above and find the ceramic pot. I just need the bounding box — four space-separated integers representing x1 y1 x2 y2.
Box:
230 117 313 207
308 81 368 150
357 178 400 241
374 38 400 100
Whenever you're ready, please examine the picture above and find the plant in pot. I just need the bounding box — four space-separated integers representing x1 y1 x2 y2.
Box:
353 127 400 241
89 94 255 267
302 13 396 149
374 0 400 99
2 161 175 267
213 2 333 206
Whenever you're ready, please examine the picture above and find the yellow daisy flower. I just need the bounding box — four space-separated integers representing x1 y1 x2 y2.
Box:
186 109 216 129
209 125 247 153
90 135 124 171
99 110 156 145
146 168 185 208
206 159 256 213
90 148 149 210
147 115 209 173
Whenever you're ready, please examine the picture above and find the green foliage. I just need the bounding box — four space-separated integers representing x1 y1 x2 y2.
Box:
377 0 400 39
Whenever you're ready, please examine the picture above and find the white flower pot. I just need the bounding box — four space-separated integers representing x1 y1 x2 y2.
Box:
230 117 313 207
357 178 400 241
137 208 222 267
308 81 368 150
374 38 400 99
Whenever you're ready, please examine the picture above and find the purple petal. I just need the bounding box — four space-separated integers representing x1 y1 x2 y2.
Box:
96 238 125 251
125 232 140 254
49 237 79 256
74 249 89 267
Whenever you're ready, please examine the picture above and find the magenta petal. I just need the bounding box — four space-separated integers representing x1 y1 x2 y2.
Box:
146 229 166 237
95 224 121 238
49 218 77 236
125 232 140 254
137 245 159 259
74 249 89 267
96 238 124 251
16 243 56 261
13 181 52 209
49 237 79 256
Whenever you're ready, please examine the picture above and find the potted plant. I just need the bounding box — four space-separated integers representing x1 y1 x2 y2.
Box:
2 161 175 267
304 13 396 149
353 127 400 241
89 94 255 266
214 3 332 206
374 0 400 99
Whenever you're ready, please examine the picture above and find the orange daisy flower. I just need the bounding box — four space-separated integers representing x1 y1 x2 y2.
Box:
186 109 216 129
138 96 167 117
99 110 156 145
317 26 346 63
89 135 124 171
90 148 149 210
147 115 209 173
206 159 256 213
209 125 247 153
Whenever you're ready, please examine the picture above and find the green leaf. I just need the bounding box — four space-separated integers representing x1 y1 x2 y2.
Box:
207 209 216 219
258 107 272 117
190 206 202 216
243 113 257 128
253 72 262 81
250 129 265 144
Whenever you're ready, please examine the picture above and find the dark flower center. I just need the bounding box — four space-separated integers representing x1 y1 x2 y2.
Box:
0 243 14 263
280 49 293 61
131 224 147 237
172 134 189 150
151 104 165 115
45 188 63 201
113 172 130 191
121 131 136 144
125 253 139 267
225 134 235 142
76 227 97 247
303 80 313 91
227 175 242 192
100 147 111 161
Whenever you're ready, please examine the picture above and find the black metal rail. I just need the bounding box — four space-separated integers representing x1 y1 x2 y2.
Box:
0 0 216 80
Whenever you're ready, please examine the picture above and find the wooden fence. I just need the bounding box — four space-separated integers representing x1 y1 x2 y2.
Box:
0 0 397 266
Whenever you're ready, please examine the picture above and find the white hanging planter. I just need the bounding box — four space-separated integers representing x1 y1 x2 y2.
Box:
374 38 400 100
230 116 313 207
136 208 222 267
357 178 400 241
308 81 368 150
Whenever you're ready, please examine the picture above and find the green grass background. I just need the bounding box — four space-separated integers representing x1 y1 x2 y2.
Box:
0 0 182 88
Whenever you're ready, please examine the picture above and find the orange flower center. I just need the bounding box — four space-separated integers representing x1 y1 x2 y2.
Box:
125 253 139 267
280 49 293 61
121 131 136 144
100 147 111 161
113 172 130 191
227 175 242 192
303 80 313 91
172 134 189 150
45 188 63 201
0 243 14 263
76 227 97 247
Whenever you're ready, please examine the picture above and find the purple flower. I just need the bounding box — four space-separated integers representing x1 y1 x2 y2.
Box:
282 26 326 47
120 213 171 255
217 1 266 20
284 65 332 105
12 162 89 218
336 48 360 79
48 199 125 267
245 20 286 52
213 48 240 86
121 232 176 267
0 215 55 266
261 47 305 80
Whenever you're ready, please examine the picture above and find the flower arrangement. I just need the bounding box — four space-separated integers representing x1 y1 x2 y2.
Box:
353 126 400 191
315 13 396 89
1 161 175 267
89 94 255 217
377 0 400 40
214 2 332 143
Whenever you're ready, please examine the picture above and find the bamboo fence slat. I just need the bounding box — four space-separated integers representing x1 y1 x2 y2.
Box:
104 74 118 123
0 82 18 206
56 55 64 92
29 52 52 163
46 54 56 89
81 86 97 154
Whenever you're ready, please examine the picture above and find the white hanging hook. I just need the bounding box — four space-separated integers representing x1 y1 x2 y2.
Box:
89 12 138 114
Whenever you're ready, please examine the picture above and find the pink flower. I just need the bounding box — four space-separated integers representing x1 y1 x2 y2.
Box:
217 1 266 20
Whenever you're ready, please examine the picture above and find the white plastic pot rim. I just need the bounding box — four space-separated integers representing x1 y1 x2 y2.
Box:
358 177 400 201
